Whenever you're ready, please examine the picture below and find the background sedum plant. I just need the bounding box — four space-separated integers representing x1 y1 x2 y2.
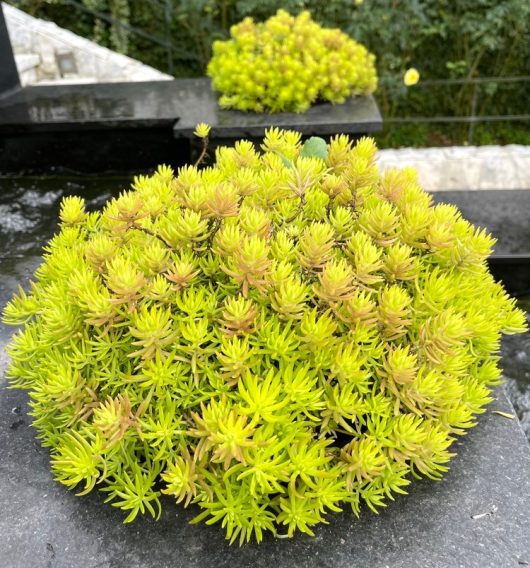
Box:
207 10 377 113
2 128 527 544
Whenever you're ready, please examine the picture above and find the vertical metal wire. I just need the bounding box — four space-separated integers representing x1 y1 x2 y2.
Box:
165 0 173 75
468 82 480 145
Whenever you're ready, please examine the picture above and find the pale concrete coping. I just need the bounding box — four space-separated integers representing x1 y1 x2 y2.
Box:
376 145 530 191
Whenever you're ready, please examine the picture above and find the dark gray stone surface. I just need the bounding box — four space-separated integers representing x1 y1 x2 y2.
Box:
0 178 529 568
502 324 530 441
431 190 530 255
172 84 383 138
0 78 381 136
0 80 178 131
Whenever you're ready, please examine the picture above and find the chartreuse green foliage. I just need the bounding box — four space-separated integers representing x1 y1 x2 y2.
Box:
207 10 377 113
3 128 526 545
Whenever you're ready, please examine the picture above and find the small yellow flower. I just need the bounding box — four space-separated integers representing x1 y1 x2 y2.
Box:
194 122 211 139
403 68 420 86
354 0 363 5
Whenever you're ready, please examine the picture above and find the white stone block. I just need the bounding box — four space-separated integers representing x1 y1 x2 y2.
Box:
377 146 530 191
4 3 172 85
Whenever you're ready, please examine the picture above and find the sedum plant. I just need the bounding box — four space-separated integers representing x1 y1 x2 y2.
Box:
3 128 526 545
207 10 377 113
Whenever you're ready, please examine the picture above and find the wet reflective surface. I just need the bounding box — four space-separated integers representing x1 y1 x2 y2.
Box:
0 176 128 257
0 81 181 127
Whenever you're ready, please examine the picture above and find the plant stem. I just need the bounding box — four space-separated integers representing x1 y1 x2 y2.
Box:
130 223 174 250
194 136 209 167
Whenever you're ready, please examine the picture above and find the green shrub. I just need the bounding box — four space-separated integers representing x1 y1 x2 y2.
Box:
207 10 377 113
3 128 526 544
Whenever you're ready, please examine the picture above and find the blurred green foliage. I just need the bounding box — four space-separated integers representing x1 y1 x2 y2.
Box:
9 0 530 146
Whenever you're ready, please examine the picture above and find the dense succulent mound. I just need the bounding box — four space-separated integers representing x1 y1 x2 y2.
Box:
3 129 526 544
207 10 377 113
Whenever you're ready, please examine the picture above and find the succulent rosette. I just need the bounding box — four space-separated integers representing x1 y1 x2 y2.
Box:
207 10 377 113
3 128 526 544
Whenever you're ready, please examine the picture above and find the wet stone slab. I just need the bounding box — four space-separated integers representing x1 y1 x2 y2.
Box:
0 179 528 567
171 85 382 139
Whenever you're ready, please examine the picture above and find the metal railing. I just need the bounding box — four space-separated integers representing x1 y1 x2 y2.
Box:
380 75 530 144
